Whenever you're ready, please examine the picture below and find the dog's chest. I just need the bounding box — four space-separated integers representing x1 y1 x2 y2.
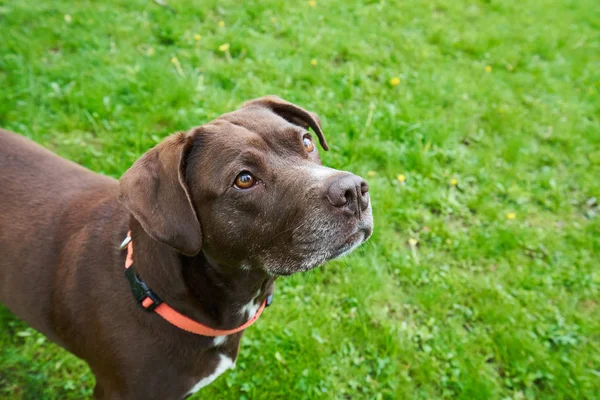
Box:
186 353 235 395
184 293 264 396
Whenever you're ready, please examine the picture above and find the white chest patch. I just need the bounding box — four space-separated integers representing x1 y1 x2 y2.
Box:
186 354 234 395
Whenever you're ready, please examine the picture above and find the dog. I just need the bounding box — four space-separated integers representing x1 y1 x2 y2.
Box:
0 96 373 399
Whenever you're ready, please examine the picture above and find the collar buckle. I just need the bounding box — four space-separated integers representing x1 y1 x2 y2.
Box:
124 266 163 312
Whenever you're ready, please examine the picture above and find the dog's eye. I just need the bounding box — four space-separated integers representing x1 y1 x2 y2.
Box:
302 134 315 152
234 171 256 189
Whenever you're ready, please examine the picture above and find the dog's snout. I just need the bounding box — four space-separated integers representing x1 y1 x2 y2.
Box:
326 174 370 215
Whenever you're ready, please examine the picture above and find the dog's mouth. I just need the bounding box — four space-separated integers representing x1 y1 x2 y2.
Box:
263 211 374 276
329 229 369 261
267 229 370 276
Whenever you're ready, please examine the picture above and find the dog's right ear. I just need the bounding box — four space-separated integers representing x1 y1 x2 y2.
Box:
119 133 202 256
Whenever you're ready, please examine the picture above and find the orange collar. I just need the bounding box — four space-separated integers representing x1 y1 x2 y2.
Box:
120 233 267 336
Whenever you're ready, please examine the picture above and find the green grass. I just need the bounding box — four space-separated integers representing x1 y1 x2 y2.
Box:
1 0 599 398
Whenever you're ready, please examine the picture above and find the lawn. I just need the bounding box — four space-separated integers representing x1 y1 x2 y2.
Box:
1 0 599 398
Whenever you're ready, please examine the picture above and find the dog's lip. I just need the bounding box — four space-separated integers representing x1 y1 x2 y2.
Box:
329 229 367 259
271 228 369 276
344 230 365 246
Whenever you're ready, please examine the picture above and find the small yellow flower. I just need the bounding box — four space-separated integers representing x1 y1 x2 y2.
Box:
64 14 72 23
218 43 230 52
308 0 316 7
147 47 155 56
485 65 492 73
390 77 401 86
507 212 516 220
408 238 418 247
367 171 376 177
450 178 458 186
194 34 202 41
397 174 406 183
170 57 178 64
506 64 514 71
310 59 318 66
218 20 225 28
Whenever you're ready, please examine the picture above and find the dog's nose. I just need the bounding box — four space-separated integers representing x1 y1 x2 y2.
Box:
326 174 369 215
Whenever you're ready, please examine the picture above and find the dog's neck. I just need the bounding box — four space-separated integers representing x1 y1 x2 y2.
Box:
128 219 275 331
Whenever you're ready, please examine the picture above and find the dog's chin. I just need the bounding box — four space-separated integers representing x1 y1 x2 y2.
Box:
268 228 371 277
328 230 367 261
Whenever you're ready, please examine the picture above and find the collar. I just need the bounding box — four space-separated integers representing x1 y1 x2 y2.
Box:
120 232 271 336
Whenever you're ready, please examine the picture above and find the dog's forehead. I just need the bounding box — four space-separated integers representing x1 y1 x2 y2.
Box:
223 106 299 136
206 106 306 151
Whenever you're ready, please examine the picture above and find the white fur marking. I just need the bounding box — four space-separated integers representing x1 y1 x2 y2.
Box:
213 335 227 347
239 290 262 320
187 354 234 395
303 165 344 180
240 300 260 320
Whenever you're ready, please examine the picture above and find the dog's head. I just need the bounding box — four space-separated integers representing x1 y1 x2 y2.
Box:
119 96 373 275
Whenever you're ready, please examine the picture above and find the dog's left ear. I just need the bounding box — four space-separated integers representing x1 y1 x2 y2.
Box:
243 95 329 150
119 133 202 256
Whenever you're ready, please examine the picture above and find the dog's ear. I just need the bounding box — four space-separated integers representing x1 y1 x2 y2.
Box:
119 133 202 256
243 95 329 151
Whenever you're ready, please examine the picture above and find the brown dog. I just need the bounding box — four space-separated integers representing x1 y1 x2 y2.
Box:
0 96 373 399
